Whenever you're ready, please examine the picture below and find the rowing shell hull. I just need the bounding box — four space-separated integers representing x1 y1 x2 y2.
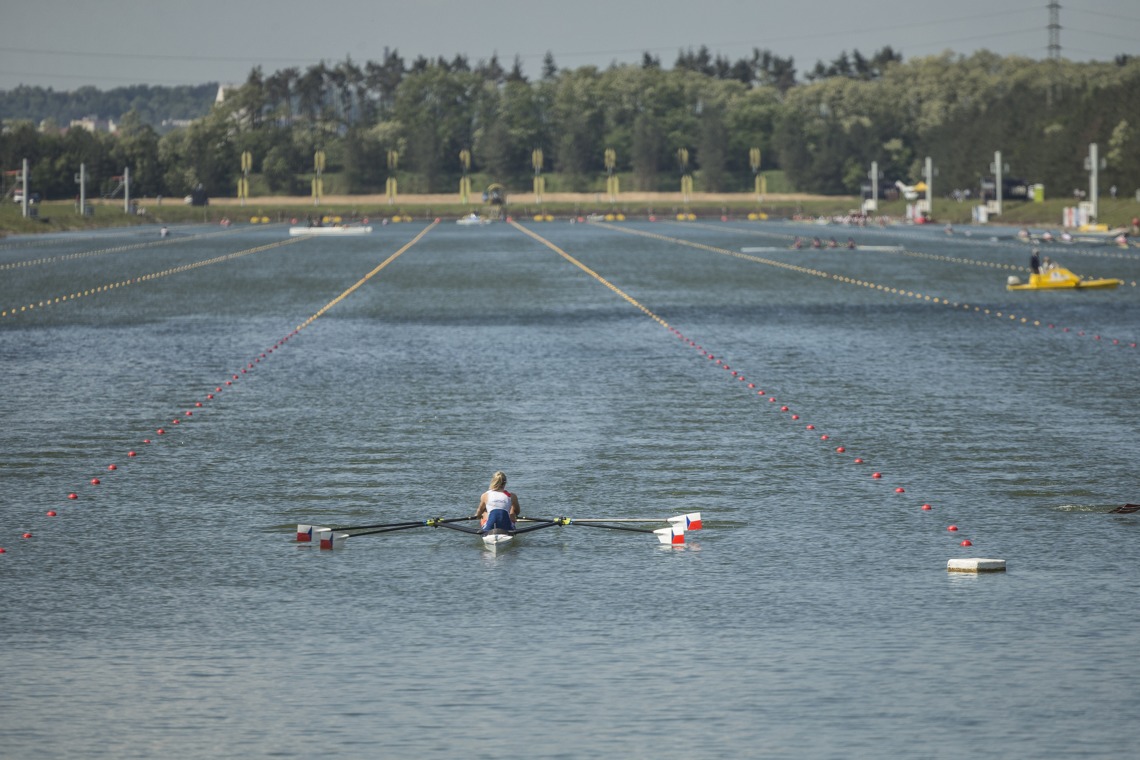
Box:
482 529 515 551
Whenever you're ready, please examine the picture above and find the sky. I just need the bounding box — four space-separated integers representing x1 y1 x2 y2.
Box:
1 0 1138 92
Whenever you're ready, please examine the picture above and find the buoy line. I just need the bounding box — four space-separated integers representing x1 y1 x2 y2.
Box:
685 220 1137 286
0 227 240 272
597 223 1139 350
1 224 437 557
1 236 307 319
511 220 981 559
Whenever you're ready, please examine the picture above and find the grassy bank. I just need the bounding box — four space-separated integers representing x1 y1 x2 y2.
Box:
3 193 1138 236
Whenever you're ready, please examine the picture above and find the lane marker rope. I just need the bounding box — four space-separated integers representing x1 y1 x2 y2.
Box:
600 223 1138 349
512 220 979 552
3 224 438 556
2 236 306 319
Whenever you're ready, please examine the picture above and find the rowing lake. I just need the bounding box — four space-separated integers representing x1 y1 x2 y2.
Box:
2 218 1138 758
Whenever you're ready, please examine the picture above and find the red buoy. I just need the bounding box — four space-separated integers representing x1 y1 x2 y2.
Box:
22 532 32 539
872 472 882 479
780 406 789 412
68 493 78 500
0 548 5 553
895 487 905 493
922 504 932 511
128 451 136 457
836 446 845 453
806 425 815 430
854 458 863 464
47 511 57 517
108 464 117 471
960 539 972 547
91 478 101 485
791 414 799 420
948 525 958 531
157 429 165 435
820 434 829 440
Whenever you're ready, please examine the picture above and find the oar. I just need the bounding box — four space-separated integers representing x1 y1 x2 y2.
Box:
1109 504 1140 514
332 519 426 531
521 516 687 545
510 520 559 534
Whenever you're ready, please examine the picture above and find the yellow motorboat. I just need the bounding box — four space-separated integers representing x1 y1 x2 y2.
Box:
1006 266 1123 291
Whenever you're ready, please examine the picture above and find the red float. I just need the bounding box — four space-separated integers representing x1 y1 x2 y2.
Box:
68 493 78 500
836 447 845 453
47 511 57 517
854 458 863 463
895 487 905 493
108 464 117 471
948 525 958 531
922 504 932 510
91 478 101 485
872 472 882 479
960 540 972 546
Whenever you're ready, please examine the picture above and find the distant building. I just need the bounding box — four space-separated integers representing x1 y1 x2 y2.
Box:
214 84 240 105
69 116 117 134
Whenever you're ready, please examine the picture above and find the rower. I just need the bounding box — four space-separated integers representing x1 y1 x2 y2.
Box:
476 471 520 532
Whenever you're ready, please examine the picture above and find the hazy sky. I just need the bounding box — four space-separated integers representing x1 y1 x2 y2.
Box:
1 0 1137 91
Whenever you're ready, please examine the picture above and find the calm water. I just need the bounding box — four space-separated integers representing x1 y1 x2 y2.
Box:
1 218 1138 758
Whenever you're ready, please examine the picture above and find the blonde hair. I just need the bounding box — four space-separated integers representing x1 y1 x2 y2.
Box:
490 471 507 490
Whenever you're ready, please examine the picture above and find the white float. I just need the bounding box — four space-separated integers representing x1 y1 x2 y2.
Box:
947 558 1006 573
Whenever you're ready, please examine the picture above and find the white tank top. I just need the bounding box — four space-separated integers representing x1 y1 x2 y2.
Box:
484 490 511 513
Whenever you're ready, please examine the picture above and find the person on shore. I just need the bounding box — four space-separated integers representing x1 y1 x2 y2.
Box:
475 471 520 533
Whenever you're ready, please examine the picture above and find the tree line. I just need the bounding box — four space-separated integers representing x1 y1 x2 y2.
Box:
1 49 1137 203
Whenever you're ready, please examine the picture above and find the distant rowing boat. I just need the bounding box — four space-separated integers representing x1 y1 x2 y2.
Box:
288 225 373 236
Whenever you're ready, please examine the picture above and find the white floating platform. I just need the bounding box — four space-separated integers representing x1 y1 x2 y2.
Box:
289 226 373 236
947 558 1006 573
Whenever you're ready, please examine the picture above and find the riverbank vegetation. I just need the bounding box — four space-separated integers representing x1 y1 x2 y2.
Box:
2 49 1138 225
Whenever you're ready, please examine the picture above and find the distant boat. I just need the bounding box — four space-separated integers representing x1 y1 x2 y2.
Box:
288 225 373 236
456 213 492 226
1006 266 1122 291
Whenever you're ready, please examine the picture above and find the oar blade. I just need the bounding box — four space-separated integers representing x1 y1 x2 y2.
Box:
668 512 702 531
297 524 318 542
316 528 349 550
654 524 685 545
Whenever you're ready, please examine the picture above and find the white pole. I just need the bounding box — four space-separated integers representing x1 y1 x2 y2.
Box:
21 158 29 218
1088 143 1099 223
79 163 86 214
123 167 130 214
871 160 878 205
994 151 1003 216
924 156 932 213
